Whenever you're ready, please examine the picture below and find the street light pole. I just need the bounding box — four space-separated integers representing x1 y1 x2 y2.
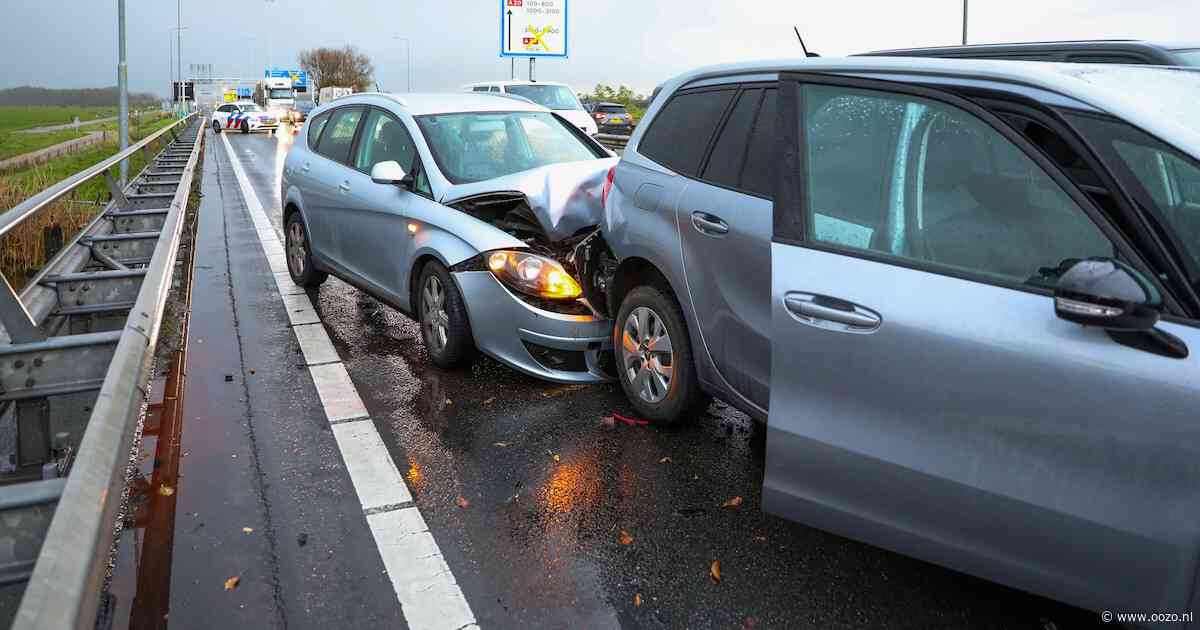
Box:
392 36 412 92
177 0 183 117
962 0 969 45
118 0 129 185
265 0 275 73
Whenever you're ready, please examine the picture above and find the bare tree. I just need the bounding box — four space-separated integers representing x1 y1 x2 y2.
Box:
298 46 375 93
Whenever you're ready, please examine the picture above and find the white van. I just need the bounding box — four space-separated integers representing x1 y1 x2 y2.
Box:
462 81 597 136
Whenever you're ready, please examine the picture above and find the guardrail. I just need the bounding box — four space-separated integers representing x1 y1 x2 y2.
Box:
595 133 630 152
0 112 203 629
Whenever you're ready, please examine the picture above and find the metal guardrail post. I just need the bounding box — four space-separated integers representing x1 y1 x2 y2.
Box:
0 113 201 629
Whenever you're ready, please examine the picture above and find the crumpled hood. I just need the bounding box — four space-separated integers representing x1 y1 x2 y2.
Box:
440 157 619 242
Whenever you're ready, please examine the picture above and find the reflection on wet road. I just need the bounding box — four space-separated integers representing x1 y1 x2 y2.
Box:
227 128 1103 629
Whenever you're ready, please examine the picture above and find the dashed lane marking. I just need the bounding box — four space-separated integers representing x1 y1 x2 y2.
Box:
219 131 479 630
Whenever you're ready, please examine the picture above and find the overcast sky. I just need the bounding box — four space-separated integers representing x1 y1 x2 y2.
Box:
3 0 1198 98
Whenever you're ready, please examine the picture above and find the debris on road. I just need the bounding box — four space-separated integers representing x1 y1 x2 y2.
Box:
658 456 672 464
456 495 471 508
710 560 722 584
493 441 511 448
634 593 643 606
618 530 634 545
721 496 743 509
242 527 254 534
297 533 308 547
224 576 241 590
613 412 650 426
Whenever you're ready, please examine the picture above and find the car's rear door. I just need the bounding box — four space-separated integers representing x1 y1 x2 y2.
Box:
764 75 1200 614
307 105 365 273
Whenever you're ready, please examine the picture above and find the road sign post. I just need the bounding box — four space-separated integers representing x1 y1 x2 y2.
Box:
501 0 568 77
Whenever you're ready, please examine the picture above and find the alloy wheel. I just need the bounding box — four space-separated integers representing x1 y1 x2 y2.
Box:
286 220 306 277
620 306 673 403
422 275 450 353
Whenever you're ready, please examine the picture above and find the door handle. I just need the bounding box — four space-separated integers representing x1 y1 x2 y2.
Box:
301 162 310 172
338 181 351 192
784 293 881 332
691 212 729 236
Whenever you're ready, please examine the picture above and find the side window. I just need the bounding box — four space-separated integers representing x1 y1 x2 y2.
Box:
702 88 759 189
353 109 416 173
741 88 777 197
802 84 1113 287
472 86 490 92
315 107 363 164
307 111 332 150
639 89 735 176
217 104 234 113
413 161 432 197
490 86 501 93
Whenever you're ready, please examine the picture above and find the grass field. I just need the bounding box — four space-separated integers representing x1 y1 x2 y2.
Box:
0 114 182 289
0 106 118 133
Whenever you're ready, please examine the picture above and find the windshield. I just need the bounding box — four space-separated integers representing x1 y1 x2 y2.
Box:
415 111 601 184
1173 49 1200 66
1071 114 1200 286
505 85 581 111
268 88 293 99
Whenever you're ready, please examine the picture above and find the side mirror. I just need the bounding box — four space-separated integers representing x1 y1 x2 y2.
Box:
1054 258 1161 331
370 160 410 187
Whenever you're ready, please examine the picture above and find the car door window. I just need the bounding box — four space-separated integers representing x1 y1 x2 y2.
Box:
741 88 777 198
803 84 1113 287
702 88 760 189
473 86 489 92
639 88 735 176
307 111 332 150
315 107 363 165
353 109 417 173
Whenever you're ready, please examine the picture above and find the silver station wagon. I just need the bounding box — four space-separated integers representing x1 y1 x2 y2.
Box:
581 57 1200 625
280 93 617 382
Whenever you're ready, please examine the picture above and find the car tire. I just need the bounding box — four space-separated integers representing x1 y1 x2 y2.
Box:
284 213 327 288
417 261 476 369
241 118 249 134
614 284 706 426
212 120 221 134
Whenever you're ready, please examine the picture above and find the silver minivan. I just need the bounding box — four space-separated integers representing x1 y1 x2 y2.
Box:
582 58 1200 623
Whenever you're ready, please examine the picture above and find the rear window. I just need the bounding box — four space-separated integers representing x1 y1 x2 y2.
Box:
307 111 332 150
315 107 363 164
639 89 734 176
598 105 626 113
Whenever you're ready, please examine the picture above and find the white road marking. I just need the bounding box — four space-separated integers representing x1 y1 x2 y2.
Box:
219 132 478 630
292 323 341 365
308 363 369 422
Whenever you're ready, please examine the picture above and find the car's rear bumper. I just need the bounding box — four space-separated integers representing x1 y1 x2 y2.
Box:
453 270 613 384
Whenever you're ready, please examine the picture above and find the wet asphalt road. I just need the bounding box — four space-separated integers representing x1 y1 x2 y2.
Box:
221 127 1107 629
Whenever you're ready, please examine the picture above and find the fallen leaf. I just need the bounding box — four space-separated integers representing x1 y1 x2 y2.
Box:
753 535 767 542
658 456 672 464
721 496 743 509
445 398 453 405
158 485 175 496
742 615 760 629
618 530 634 545
552 454 561 462
600 415 615 428
482 397 495 406
455 495 470 509
493 441 511 448
224 576 240 590
709 559 721 584
242 527 253 534
634 593 642 606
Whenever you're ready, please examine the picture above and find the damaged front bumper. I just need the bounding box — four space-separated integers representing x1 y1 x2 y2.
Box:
453 270 614 383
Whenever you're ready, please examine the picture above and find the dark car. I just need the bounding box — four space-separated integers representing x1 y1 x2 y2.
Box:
861 39 1200 66
588 102 635 135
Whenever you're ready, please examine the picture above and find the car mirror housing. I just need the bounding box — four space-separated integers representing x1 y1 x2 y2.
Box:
1054 257 1161 331
370 160 409 187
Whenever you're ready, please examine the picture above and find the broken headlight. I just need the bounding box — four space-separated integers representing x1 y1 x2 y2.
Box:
486 250 582 300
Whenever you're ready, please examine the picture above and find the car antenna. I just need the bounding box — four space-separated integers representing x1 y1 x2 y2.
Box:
794 26 820 57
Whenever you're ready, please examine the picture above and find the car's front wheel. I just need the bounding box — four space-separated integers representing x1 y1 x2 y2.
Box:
284 213 327 287
417 261 476 369
212 120 221 134
614 284 705 425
